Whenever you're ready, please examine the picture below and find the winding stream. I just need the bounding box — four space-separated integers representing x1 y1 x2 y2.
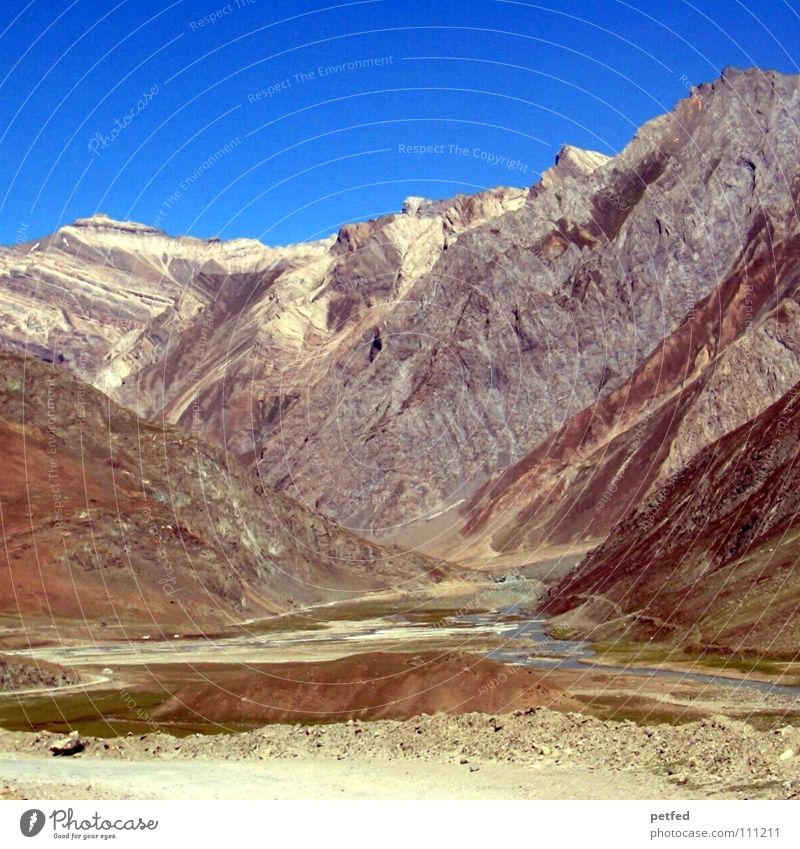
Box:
463 614 800 699
4 611 800 702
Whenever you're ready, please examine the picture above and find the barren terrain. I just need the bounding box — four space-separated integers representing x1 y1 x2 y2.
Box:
1 66 800 802
2 707 799 800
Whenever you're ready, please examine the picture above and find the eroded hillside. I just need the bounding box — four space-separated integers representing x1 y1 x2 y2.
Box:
0 353 441 629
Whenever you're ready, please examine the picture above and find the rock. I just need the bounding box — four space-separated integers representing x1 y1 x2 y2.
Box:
3 69 800 656
492 573 525 585
469 764 480 773
0 352 437 626
779 748 795 761
402 196 430 215
552 144 611 175
50 731 86 756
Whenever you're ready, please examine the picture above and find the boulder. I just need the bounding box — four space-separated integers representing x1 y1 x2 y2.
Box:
50 730 86 756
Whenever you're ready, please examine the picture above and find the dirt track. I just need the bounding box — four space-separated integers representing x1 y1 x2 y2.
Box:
0 754 689 800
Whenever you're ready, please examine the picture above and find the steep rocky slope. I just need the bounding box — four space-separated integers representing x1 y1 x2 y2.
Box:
0 353 441 629
255 67 800 537
544 379 800 658
458 212 800 562
1 68 798 556
442 67 800 565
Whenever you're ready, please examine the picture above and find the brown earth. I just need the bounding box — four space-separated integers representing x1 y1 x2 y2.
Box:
0 352 443 630
149 651 581 725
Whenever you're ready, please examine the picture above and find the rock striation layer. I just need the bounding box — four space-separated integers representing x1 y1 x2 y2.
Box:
1 69 799 590
0 352 441 628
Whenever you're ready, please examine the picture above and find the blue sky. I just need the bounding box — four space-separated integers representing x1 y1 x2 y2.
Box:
0 0 798 246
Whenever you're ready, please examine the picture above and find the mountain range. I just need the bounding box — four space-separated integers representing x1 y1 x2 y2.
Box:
1 66 799 654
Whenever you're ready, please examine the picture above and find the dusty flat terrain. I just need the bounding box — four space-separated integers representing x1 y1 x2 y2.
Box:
1 708 799 800
0 754 693 801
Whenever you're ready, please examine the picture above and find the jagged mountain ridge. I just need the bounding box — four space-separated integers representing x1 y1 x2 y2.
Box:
1 67 798 562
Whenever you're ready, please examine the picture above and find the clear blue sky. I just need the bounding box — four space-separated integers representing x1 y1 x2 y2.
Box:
0 0 798 247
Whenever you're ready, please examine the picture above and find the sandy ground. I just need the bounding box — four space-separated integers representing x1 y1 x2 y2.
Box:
0 754 690 800
1 708 798 801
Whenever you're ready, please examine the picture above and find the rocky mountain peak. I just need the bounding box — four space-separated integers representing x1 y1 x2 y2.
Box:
69 213 164 235
553 144 611 174
402 196 436 216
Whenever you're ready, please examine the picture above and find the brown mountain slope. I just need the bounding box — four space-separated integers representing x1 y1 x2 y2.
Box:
455 215 800 564
2 68 798 548
0 353 442 631
543 379 800 658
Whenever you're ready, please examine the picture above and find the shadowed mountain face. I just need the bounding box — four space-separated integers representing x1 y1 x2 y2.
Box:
544 380 800 659
0 353 441 630
1 68 800 645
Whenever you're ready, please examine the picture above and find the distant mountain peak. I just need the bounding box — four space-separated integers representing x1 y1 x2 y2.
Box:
553 144 611 174
70 213 164 235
